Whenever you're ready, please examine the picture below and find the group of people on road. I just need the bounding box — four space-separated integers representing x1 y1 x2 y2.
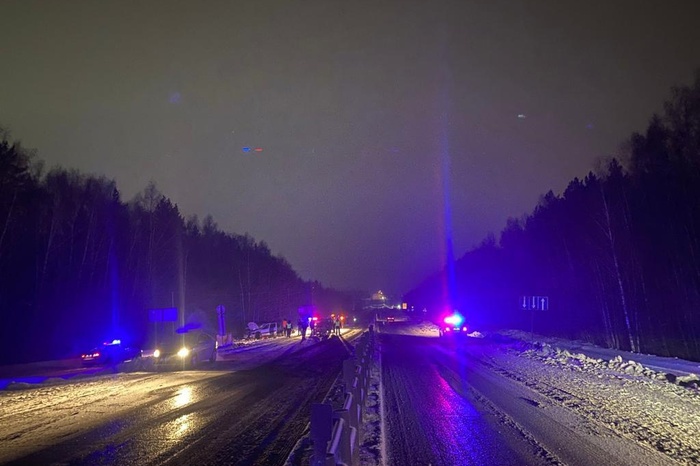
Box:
279 319 293 338
293 315 343 342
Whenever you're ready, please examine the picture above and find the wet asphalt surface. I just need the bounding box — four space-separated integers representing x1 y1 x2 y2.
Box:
380 330 553 466
6 326 663 466
5 337 349 466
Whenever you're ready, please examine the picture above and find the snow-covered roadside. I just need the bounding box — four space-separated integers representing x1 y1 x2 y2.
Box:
382 323 699 390
495 329 700 389
373 322 700 465
359 330 384 466
0 333 318 390
476 330 700 465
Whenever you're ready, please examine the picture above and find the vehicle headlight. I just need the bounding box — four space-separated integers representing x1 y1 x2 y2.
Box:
153 349 161 358
177 347 190 358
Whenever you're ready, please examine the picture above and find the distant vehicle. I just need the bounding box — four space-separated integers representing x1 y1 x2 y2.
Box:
311 318 334 340
375 310 406 325
81 340 141 366
153 331 217 368
246 322 278 339
439 311 469 338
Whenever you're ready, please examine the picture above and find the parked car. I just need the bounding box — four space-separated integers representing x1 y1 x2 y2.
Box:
246 322 278 339
153 331 217 368
81 340 141 366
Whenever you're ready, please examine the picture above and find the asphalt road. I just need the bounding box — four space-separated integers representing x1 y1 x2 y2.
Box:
379 324 677 466
381 331 553 466
3 336 350 466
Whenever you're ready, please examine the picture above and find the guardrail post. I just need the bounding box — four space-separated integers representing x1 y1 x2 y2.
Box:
345 391 360 463
357 339 366 360
311 403 334 466
309 328 377 466
349 425 359 466
352 376 361 414
343 358 356 391
344 391 358 432
336 409 352 464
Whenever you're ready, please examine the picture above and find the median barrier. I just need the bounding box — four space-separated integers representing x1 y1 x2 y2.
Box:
310 330 375 466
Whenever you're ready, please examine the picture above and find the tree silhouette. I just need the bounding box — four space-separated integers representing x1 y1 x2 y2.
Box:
404 73 700 361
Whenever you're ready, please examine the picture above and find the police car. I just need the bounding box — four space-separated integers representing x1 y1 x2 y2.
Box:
438 311 469 338
81 339 141 366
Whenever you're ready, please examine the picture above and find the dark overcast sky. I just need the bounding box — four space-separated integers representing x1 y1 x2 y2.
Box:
2 1 700 295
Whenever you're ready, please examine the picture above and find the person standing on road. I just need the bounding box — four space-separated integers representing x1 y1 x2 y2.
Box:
281 318 287 336
287 319 293 337
334 317 341 335
299 317 308 341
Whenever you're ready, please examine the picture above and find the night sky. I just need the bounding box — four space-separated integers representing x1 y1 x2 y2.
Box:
2 1 700 295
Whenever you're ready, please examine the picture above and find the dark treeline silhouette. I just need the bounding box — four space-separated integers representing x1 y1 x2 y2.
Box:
405 73 700 362
0 134 351 364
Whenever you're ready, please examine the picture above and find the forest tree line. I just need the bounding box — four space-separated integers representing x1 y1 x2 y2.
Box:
405 74 700 362
0 135 351 364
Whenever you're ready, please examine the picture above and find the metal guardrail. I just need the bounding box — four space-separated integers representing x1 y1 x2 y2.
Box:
311 329 375 466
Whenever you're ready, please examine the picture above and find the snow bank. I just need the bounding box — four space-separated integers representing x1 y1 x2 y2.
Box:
497 330 700 391
488 330 700 465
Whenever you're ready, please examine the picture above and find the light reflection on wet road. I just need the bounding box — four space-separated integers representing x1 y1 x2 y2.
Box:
172 385 194 408
381 333 551 466
3 337 349 466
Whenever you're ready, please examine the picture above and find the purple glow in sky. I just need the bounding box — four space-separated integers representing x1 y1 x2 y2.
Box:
2 1 700 294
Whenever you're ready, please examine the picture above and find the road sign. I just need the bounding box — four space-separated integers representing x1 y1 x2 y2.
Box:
520 296 529 310
520 296 549 311
216 304 226 335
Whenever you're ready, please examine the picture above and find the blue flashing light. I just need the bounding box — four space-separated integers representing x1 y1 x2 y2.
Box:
242 147 251 152
443 312 464 326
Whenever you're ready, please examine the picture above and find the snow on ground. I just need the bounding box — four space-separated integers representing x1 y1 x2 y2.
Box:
283 328 375 466
359 331 384 466
480 329 700 464
377 321 699 389
0 330 339 390
495 329 700 386
0 329 363 464
361 322 700 465
383 320 484 339
8 324 695 464
0 371 223 462
381 320 440 336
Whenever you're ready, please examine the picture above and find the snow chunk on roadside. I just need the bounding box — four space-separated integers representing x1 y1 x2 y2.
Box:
498 330 700 392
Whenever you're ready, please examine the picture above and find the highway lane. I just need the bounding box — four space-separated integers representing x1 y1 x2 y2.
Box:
381 332 552 466
379 325 677 466
1 336 351 466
